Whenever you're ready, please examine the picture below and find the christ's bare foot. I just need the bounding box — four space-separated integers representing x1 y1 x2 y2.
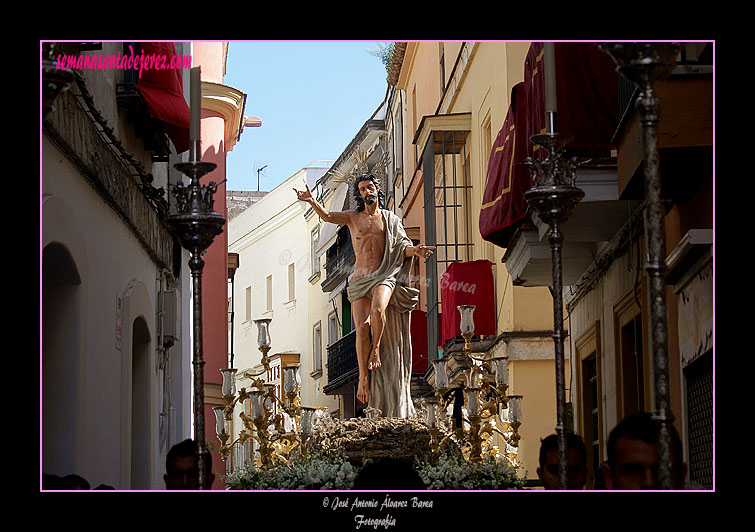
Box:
357 374 370 404
368 349 381 370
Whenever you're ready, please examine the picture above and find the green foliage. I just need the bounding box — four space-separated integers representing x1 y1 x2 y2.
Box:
366 42 396 75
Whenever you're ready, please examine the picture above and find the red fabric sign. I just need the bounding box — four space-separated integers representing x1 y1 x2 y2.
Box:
440 260 496 345
136 42 190 153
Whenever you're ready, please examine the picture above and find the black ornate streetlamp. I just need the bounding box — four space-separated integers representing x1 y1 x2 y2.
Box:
522 134 585 490
598 42 681 490
521 43 586 489
165 67 225 489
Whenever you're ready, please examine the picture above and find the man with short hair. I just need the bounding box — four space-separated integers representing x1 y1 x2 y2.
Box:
295 175 434 417
164 438 215 490
536 432 588 490
601 412 687 490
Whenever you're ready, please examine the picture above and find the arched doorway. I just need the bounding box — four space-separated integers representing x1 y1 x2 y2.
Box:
130 316 152 489
42 242 82 476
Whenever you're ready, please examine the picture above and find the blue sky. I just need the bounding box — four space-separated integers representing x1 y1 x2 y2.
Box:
222 41 392 192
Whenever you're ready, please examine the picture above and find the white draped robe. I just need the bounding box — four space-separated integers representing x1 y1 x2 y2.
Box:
346 210 419 418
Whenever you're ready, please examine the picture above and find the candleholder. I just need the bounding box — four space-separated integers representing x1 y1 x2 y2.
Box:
521 126 585 490
214 321 318 472
166 157 225 489
429 305 523 464
598 41 681 490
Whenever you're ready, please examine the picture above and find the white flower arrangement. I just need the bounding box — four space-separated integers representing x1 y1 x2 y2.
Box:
415 450 525 490
224 454 357 490
224 450 524 490
223 411 526 490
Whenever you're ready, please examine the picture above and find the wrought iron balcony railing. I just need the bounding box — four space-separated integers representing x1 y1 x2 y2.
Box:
324 330 357 392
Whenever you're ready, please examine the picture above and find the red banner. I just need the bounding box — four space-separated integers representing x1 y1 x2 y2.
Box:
440 260 496 345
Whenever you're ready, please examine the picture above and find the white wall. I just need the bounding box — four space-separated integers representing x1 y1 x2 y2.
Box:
227 168 312 434
42 136 192 489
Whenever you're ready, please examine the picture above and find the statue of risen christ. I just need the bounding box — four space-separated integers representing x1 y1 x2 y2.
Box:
295 175 434 415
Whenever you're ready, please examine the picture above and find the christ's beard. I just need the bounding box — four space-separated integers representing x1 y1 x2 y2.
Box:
364 193 377 205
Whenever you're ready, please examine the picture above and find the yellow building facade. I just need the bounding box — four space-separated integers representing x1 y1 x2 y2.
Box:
390 42 568 482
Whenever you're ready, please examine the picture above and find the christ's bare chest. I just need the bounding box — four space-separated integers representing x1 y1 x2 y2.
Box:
352 212 386 254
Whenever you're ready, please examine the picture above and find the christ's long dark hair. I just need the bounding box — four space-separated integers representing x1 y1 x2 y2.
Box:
352 173 385 212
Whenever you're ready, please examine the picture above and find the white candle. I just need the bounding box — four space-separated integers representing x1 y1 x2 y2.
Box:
544 43 557 114
190 67 201 142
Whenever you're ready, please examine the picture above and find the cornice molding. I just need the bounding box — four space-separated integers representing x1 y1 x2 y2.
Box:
201 80 247 152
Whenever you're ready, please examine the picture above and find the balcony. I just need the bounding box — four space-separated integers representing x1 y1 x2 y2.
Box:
502 163 641 287
503 50 712 290
323 330 358 395
322 328 436 400
115 43 172 157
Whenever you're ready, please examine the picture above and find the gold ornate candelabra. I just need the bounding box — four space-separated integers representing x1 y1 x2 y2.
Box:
427 305 523 464
213 318 319 471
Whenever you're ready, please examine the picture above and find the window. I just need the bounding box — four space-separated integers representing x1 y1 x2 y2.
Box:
266 275 273 312
685 349 713 489
422 124 473 361
614 285 648 419
311 226 320 278
312 321 322 376
412 86 418 169
480 112 495 262
341 292 353 335
385 135 395 210
481 114 492 177
394 95 404 187
288 263 295 302
575 321 602 488
328 310 340 347
619 315 644 414
245 286 252 322
439 43 446 95
265 360 281 415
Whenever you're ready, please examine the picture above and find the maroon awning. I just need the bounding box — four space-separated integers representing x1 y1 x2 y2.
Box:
479 81 532 248
440 260 496 345
553 42 619 158
479 42 619 248
525 42 546 161
136 42 190 153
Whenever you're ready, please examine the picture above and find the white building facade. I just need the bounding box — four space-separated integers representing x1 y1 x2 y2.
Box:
42 41 195 489
226 163 337 462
